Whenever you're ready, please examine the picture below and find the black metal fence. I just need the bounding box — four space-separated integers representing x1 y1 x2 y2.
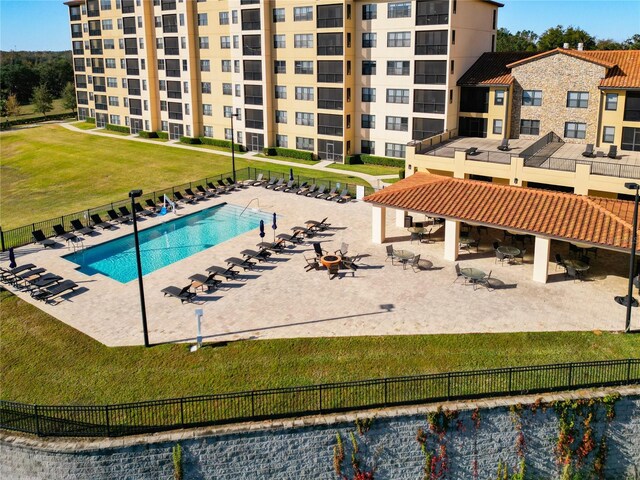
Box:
0 167 374 252
1 359 637 438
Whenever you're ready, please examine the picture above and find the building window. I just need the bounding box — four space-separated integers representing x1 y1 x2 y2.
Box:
295 112 314 126
567 91 589 109
624 92 640 121
564 122 586 139
102 19 113 30
199 37 209 49
109 115 120 125
361 114 375 129
493 119 503 135
108 96 119 106
232 10 237 24
105 58 116 68
276 134 288 147
275 85 287 99
222 83 232 95
275 110 287 124
225 128 232 140
201 82 211 94
385 116 408 131
522 90 542 106
296 137 314 151
520 119 540 135
203 104 212 116
219 11 229 25
413 89 445 113
362 33 377 48
295 87 314 101
235 84 241 97
385 143 406 158
274 34 286 48
388 2 411 18
294 34 313 48
361 140 375 154
234 60 240 73
222 60 231 72
387 32 410 48
362 88 376 102
495 90 505 106
220 36 231 49
386 88 409 104
387 61 410 76
223 106 233 118
197 13 207 26
605 93 618 111
293 6 313 21
274 60 286 74
362 61 376 75
362 4 377 20
104 39 115 49
233 35 239 49
203 126 213 137
295 61 313 74
200 60 210 72
602 126 615 143
273 8 285 23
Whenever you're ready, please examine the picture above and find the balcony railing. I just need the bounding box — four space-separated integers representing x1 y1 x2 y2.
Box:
92 67 105 73
90 48 103 54
245 96 263 106
163 25 178 33
93 85 106 92
318 100 343 110
167 91 181 99
317 46 343 56
164 47 179 55
122 6 134 13
168 112 183 120
77 98 89 105
241 21 261 30
89 29 101 36
415 45 447 55
76 82 87 89
126 68 140 75
317 126 343 136
317 18 343 28
128 88 141 96
70 14 81 21
73 49 84 55
95 103 108 110
161 1 176 10
416 14 448 25
166 69 180 77
318 74 343 83
123 27 136 34
71 31 83 38
243 72 262 81
130 108 143 116
245 120 264 130
87 9 100 17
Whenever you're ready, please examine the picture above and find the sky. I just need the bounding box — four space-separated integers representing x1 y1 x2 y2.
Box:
0 0 638 52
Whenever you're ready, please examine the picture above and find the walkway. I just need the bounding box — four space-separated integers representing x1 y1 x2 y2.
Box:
59 122 397 188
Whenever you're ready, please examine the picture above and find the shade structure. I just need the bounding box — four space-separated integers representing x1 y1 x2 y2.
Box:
8 248 16 268
259 219 265 239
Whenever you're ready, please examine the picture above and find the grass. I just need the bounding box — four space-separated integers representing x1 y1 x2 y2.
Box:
327 163 401 176
8 98 72 121
255 153 320 165
72 121 98 130
0 124 371 229
187 143 247 155
1 290 638 405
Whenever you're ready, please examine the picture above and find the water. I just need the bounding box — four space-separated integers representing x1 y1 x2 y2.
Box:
65 203 273 283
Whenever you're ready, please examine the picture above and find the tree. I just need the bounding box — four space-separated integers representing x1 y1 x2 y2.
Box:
537 25 596 51
496 28 538 52
31 84 53 117
5 94 21 118
61 82 76 113
0 63 39 103
623 34 640 50
596 39 623 50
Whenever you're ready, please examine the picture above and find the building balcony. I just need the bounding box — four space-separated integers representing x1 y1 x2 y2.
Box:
70 14 81 21
89 29 101 36
71 31 83 38
90 48 103 55
128 88 141 96
87 9 99 17
95 103 108 110
168 112 183 120
167 91 181 99
126 68 140 75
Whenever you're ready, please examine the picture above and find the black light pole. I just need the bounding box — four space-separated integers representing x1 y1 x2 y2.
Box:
129 189 150 347
229 113 239 183
614 182 639 333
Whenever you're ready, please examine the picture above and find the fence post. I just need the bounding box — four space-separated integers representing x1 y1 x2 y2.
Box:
319 385 323 413
0 227 4 252
627 359 632 382
508 368 513 393
447 372 451 400
34 404 41 436
251 391 255 417
384 378 388 406
180 398 185 427
105 405 110 436
568 363 573 387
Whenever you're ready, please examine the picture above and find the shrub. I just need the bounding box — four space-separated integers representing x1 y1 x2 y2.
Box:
0 112 76 130
344 155 363 165
360 154 405 168
268 147 316 161
263 147 277 156
85 117 96 124
105 124 131 134
198 137 245 152
180 136 201 145
157 131 169 139
399 168 406 179
138 130 158 139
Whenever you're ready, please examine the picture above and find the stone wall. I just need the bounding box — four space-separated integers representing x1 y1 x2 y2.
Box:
510 52 605 143
2 389 639 480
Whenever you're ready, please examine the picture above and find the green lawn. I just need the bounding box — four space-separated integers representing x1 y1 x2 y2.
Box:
255 153 320 166
327 162 401 176
7 98 72 121
72 121 98 130
0 124 371 229
1 290 637 405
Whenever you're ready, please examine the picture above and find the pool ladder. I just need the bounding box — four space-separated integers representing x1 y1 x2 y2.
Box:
240 198 260 216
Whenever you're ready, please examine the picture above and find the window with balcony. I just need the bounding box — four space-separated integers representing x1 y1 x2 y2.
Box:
387 61 410 76
74 58 85 72
361 140 375 154
123 16 136 34
362 4 376 20
69 6 81 21
87 0 100 16
413 89 445 113
317 4 343 28
520 119 540 135
243 60 262 81
162 37 178 55
522 90 542 106
387 32 410 47
91 58 105 73
295 34 313 48
90 39 103 54
317 113 343 136
415 30 448 55
294 6 313 21
168 102 182 120
622 127 640 151
124 37 138 54
77 91 89 105
416 0 449 25
318 60 342 82
243 35 261 55
166 80 181 98
161 0 175 10
162 14 177 32
414 60 446 84
126 78 140 95
125 58 139 75
413 118 444 140
88 20 101 36
75 74 87 89
388 2 411 18
567 91 589 108
245 108 264 129
71 24 83 38
317 87 342 110
317 33 343 55
165 59 180 77
241 9 261 30
244 84 263 105
385 143 406 158
72 41 84 55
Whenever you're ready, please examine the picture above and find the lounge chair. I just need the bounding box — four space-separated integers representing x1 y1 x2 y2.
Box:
206 265 240 281
297 184 315 195
288 182 307 193
251 173 265 186
240 249 271 262
13 268 47 287
326 188 345 201
275 180 294 192
33 280 78 303
24 273 62 294
306 217 331 231
582 144 595 158
264 177 280 189
336 190 352 203
291 226 314 238
91 213 116 229
161 285 196 303
304 255 320 271
341 257 359 273
196 185 217 198
134 202 155 217
185 188 205 201
52 224 78 241
32 230 56 248
607 145 617 159
107 209 130 224
188 273 222 292
118 206 134 222
207 181 227 194
317 187 336 200
313 242 328 257
1 264 36 284
310 185 326 197
465 147 478 156
256 240 286 253
223 178 240 190
226 177 248 189
145 199 161 213
335 243 349 256
217 179 233 192
497 139 510 151
174 191 196 204
70 219 96 235
276 233 303 245
225 256 256 271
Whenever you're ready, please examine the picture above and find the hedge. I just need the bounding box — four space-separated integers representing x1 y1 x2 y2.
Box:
85 117 96 124
157 131 169 139
360 154 405 168
138 131 157 138
105 124 131 134
0 112 76 130
262 147 316 161
344 155 362 165
199 137 246 152
180 136 202 145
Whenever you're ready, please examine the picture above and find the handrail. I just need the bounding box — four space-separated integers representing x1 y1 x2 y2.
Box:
240 198 260 216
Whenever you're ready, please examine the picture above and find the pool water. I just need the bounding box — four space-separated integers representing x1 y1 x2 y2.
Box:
65 203 273 283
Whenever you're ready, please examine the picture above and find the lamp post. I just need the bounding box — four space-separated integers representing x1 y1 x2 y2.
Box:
614 182 639 333
129 189 150 347
229 112 239 183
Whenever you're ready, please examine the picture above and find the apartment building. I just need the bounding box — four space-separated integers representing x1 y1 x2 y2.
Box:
65 0 500 161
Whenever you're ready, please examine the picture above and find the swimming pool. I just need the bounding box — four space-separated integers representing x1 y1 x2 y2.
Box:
65 203 273 283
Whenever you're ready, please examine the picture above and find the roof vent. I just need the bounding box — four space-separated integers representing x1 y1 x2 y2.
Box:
577 42 584 51
563 43 570 49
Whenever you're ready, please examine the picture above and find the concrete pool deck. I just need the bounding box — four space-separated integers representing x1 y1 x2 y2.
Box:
7 186 639 347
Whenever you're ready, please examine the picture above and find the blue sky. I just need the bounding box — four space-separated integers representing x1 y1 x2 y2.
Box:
0 0 638 51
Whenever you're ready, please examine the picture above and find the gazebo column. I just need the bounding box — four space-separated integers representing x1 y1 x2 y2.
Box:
396 209 408 227
372 206 387 244
444 219 460 261
533 236 551 283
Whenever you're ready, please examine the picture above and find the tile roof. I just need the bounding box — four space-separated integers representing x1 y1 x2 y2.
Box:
506 48 640 89
364 173 639 253
457 52 538 86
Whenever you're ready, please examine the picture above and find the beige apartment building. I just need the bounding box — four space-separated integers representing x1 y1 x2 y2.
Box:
65 0 501 160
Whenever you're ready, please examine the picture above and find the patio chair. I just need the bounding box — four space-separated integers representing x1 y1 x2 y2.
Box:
33 280 78 303
313 242 328 258
240 249 271 262
582 144 595 158
52 224 78 242
188 273 222 292
145 198 161 212
227 177 248 189
251 173 266 186
306 217 331 231
174 191 196 205
207 181 227 194
294 182 311 194
335 243 349 256
132 203 153 218
70 219 96 236
453 263 465 284
264 177 280 189
465 147 478 156
517 249 527 264
565 266 580 282
284 181 303 193
298 184 316 196
196 185 217 198
497 139 510 151
310 185 326 197
277 233 304 245
495 250 506 265
492 241 500 251
185 188 205 201
554 254 565 271
409 254 422 272
316 187 336 200
327 188 346 201
475 270 493 291
607 145 617 159
1 264 36 284
24 273 62 294
304 255 320 272
225 256 256 271
107 209 130 224
13 268 47 288
224 177 241 190
385 245 395 264
336 190 352 203
216 179 233 192
275 180 294 192
32 230 57 248
327 262 340 279
118 206 134 222
257 240 286 253
161 285 196 303
91 213 116 229
206 265 240 281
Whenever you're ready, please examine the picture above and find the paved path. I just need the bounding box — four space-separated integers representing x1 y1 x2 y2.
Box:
59 122 397 188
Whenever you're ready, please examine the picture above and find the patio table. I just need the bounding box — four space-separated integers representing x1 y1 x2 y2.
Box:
408 226 430 243
497 245 520 263
563 259 590 272
460 267 486 287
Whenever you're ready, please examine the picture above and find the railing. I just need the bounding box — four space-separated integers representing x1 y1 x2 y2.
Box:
1 359 636 437
520 131 563 159
412 129 458 154
0 167 373 252
466 150 516 165
524 156 640 179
